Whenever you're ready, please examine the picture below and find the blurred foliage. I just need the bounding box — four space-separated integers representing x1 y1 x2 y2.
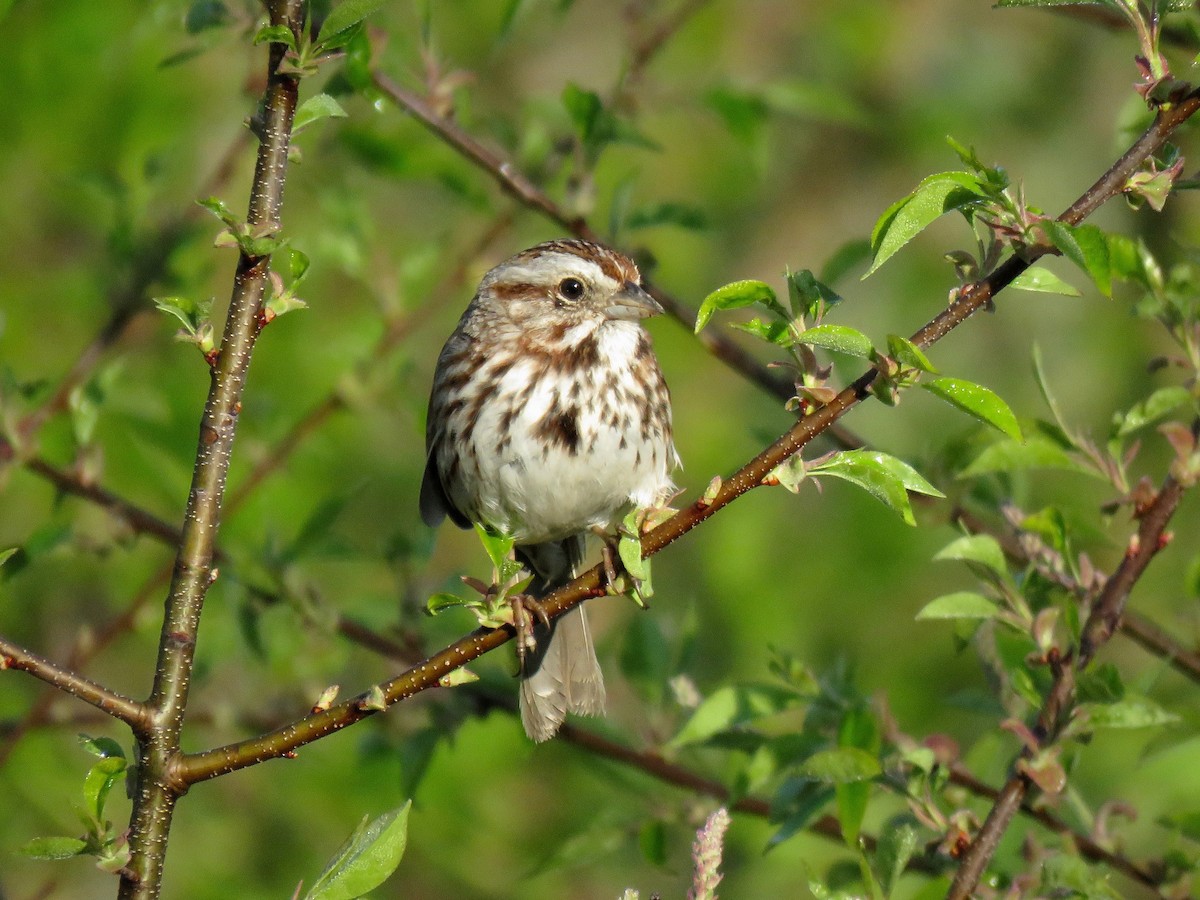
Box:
2 0 1200 898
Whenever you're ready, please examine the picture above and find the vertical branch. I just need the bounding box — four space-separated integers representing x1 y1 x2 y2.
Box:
119 2 303 897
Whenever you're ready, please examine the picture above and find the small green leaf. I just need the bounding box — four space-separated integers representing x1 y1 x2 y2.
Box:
153 295 212 335
787 268 842 319
730 317 795 346
1010 266 1081 296
318 0 386 46
923 377 1021 440
933 534 1009 579
875 817 921 896
1071 695 1180 734
1113 385 1192 437
886 335 938 373
866 171 985 276
425 592 468 615
810 450 943 527
960 434 1096 478
796 324 874 359
254 23 297 50
196 195 240 228
625 201 708 231
83 756 127 821
304 802 411 900
0 547 17 569
20 836 89 860
293 94 348 134
916 591 1000 620
78 734 125 760
1042 221 1113 297
474 524 514 574
798 747 881 783
670 683 800 747
694 280 778 333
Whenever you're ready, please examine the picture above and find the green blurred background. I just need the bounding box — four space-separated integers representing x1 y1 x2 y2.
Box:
1 1 1198 897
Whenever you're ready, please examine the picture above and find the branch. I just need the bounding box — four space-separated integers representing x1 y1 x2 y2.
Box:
170 94 1200 781
947 473 1188 899
120 3 304 895
0 636 146 730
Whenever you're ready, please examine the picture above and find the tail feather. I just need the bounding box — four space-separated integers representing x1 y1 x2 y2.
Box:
516 535 606 742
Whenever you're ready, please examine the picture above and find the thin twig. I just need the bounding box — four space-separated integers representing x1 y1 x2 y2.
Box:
0 636 147 729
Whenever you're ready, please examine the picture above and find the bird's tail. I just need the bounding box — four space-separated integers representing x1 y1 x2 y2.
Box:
516 534 606 742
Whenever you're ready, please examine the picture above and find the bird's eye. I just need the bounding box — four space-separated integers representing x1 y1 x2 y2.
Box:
558 277 585 301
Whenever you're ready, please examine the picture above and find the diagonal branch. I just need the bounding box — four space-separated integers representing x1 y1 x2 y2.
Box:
947 472 1188 900
0 636 147 730
173 94 1200 783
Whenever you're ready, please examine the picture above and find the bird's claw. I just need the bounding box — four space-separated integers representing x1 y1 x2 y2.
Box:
509 592 551 667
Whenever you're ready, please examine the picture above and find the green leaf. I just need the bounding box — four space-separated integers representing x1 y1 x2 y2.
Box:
318 0 386 45
78 734 125 760
625 201 708 231
810 450 944 527
960 433 1096 478
153 295 212 335
916 591 1000 620
865 171 986 276
796 324 874 359
730 317 794 346
304 802 410 900
694 279 778 333
1010 265 1081 296
798 747 881 783
923 376 1021 440
293 93 348 135
83 756 127 821
19 836 88 860
474 524 514 574
196 195 240 228
1072 695 1180 734
787 268 842 319
1113 385 1192 437
886 334 938 373
0 547 17 569
1042 221 1113 297
933 534 1009 579
254 23 297 51
875 817 921 896
670 683 800 747
425 592 468 615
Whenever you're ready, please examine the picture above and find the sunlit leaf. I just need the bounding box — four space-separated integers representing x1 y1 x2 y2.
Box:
923 377 1022 440
670 683 800 747
695 280 779 333
1011 265 1081 296
304 802 411 900
866 171 986 276
916 592 1000 620
796 324 874 359
933 534 1009 579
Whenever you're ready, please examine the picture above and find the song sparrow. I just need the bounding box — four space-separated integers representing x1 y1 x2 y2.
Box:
420 239 678 741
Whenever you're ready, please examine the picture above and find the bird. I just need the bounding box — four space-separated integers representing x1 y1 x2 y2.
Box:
420 239 678 740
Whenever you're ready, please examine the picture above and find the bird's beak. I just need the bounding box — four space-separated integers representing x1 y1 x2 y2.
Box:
605 281 663 321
